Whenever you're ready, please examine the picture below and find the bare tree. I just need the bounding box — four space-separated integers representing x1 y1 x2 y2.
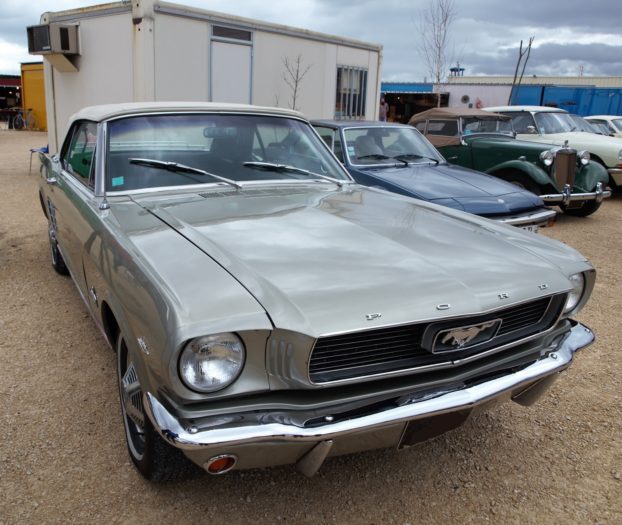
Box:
282 54 312 111
417 0 456 107
508 37 534 104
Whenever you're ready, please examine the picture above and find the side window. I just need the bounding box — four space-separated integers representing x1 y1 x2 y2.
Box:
426 119 458 137
414 122 426 133
62 121 97 188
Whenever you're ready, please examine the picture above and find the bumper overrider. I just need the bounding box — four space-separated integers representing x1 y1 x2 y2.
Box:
540 182 611 205
144 322 594 477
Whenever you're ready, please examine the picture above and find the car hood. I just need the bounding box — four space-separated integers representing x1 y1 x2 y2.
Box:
353 163 543 213
132 184 584 337
516 131 622 165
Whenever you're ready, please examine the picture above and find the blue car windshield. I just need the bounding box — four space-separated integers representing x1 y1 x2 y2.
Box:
343 126 444 166
105 113 349 192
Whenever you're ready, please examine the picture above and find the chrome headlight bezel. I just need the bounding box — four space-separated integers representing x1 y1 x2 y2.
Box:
618 149 622 161
563 273 586 315
539 149 555 167
178 333 246 393
577 150 590 165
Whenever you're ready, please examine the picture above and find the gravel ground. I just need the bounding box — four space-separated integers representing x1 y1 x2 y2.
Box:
0 130 620 525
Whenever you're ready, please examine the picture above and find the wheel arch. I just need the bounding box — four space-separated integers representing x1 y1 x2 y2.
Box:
101 300 120 349
487 160 553 188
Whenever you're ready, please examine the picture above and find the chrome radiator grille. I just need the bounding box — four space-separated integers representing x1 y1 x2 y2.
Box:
553 149 576 188
309 295 565 383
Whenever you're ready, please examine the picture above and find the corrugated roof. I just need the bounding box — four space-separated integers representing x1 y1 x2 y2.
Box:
446 76 622 88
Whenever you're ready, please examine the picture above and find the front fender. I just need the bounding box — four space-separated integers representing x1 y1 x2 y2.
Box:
575 161 609 191
487 160 553 187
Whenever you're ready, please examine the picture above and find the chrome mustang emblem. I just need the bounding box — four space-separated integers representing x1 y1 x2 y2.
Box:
365 313 382 321
429 319 503 354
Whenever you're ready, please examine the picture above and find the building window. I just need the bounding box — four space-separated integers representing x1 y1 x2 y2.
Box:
335 66 367 120
212 25 252 42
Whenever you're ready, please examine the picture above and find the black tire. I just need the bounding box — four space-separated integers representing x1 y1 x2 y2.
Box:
116 333 196 481
13 114 24 130
502 172 542 196
48 223 69 275
560 200 602 217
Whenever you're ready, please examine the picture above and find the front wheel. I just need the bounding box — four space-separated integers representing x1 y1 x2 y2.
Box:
48 223 69 275
560 200 602 217
12 114 24 130
116 333 195 481
502 172 542 196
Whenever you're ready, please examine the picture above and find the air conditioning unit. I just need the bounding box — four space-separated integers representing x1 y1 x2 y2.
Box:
27 24 79 55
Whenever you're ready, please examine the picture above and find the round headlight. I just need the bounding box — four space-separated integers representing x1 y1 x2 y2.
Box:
539 150 555 166
179 333 245 392
577 150 590 165
564 273 585 314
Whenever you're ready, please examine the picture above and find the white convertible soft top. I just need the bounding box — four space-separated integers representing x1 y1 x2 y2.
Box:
69 102 304 125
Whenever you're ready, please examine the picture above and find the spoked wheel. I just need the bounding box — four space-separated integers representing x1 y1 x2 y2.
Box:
48 223 69 275
116 334 195 481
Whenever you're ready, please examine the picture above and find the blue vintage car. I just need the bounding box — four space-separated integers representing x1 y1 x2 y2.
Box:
312 121 556 232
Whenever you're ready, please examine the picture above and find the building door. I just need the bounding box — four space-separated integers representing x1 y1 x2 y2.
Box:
210 40 252 104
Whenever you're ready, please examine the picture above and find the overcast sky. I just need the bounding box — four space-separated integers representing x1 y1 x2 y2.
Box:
1 0 621 80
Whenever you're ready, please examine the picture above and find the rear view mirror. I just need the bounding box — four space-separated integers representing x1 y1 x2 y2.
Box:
203 126 238 139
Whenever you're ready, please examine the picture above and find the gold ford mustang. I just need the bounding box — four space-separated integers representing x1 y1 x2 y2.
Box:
38 102 595 481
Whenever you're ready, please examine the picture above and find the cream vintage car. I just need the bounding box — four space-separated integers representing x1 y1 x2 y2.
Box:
38 102 596 481
487 106 622 189
585 115 622 138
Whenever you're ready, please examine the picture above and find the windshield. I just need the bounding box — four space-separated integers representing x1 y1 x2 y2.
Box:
612 119 622 132
105 114 349 191
533 112 577 134
343 126 443 166
568 114 599 133
462 117 513 135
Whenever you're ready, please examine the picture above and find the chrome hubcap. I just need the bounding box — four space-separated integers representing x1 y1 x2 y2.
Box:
118 338 146 459
122 362 145 430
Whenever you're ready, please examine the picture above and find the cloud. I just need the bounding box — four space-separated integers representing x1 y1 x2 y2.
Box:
0 0 620 81
0 39 36 74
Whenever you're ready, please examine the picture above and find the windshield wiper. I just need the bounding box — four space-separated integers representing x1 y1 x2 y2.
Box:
129 158 242 189
392 154 439 165
242 161 348 187
357 153 393 160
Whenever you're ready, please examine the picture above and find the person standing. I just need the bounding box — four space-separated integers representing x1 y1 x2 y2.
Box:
379 97 389 121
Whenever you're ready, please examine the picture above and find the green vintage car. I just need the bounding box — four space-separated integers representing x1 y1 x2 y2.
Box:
409 107 611 217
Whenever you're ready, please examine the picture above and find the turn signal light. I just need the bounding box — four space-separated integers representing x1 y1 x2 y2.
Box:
204 454 237 475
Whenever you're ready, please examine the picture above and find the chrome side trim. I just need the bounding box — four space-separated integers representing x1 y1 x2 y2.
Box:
144 322 593 451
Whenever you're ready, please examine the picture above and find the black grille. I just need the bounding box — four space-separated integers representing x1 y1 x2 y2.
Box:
309 295 565 383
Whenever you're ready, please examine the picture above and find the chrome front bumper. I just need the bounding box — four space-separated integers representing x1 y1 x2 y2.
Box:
144 322 593 473
496 208 557 228
540 182 611 205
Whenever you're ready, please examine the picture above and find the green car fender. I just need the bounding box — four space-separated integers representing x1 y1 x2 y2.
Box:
575 161 609 192
486 160 553 188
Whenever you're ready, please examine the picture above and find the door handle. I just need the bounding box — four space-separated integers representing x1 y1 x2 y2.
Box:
46 177 57 185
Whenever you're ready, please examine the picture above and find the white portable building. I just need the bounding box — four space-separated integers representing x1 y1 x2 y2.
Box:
28 0 383 152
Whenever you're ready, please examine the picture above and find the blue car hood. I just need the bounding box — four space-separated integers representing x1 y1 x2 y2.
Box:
354 163 543 214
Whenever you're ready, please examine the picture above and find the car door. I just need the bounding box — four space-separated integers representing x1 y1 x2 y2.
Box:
50 120 99 299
